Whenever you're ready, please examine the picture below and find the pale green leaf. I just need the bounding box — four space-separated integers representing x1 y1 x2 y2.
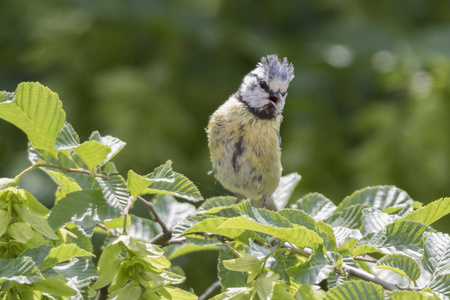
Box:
160 286 198 300
0 178 16 189
96 173 130 210
427 273 450 298
92 242 124 289
399 197 450 226
127 161 175 198
166 238 219 260
0 210 11 236
354 221 429 259
294 193 337 221
326 204 367 229
218 249 247 290
340 186 415 211
32 277 77 296
387 290 436 300
13 204 59 240
219 216 322 248
48 190 122 235
254 277 274 300
199 196 237 213
0 256 39 284
72 140 111 171
210 287 252 300
55 122 80 150
89 131 126 164
40 244 94 270
47 170 82 196
0 82 65 154
376 253 421 282
127 214 161 243
361 207 397 236
422 232 450 278
278 208 316 230
324 281 384 300
272 172 301 210
7 222 33 243
223 254 261 273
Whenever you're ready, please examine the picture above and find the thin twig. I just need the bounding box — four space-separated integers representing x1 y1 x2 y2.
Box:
198 280 221 300
122 196 134 235
136 196 172 239
97 223 119 238
222 240 243 258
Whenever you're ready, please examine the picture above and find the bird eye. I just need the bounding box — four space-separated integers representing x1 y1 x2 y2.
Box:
259 81 268 90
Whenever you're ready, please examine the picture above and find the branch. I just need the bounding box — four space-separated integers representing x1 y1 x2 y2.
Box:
198 280 221 300
136 196 172 239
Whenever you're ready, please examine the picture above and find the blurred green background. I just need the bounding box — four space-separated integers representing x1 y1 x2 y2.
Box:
1 0 450 295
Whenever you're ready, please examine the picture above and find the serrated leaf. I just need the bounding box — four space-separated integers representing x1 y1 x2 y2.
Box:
324 281 384 300
399 197 450 226
427 273 450 297
0 82 65 155
127 161 175 198
40 244 94 270
289 245 334 284
64 223 94 252
48 190 122 235
387 290 436 300
272 172 301 210
294 193 337 221
127 214 161 242
361 207 398 236
96 173 130 210
278 209 316 230
47 170 82 196
219 216 322 248
354 221 429 259
199 196 237 213
55 122 80 150
376 253 420 282
89 131 126 164
32 277 77 296
340 186 415 211
422 232 450 278
72 140 111 171
0 256 39 284
326 204 367 229
13 204 59 240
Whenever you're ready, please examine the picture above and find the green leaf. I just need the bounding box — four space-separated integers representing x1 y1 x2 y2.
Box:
223 254 261 273
422 232 450 278
219 216 322 248
32 277 77 296
427 273 450 298
199 196 237 213
7 222 33 243
40 244 94 270
0 178 16 189
294 193 337 221
53 257 97 281
160 286 198 300
0 210 12 236
399 197 450 226
340 186 415 212
72 140 111 171
289 245 334 285
92 242 123 289
127 161 175 198
13 204 59 240
326 204 367 229
48 190 122 235
324 281 384 300
0 256 39 285
0 82 65 155
89 131 126 164
47 170 82 196
218 249 247 290
154 194 196 229
96 173 130 210
55 122 80 150
375 253 420 282
254 277 274 299
166 238 219 260
354 221 429 259
272 172 301 210
386 290 436 300
127 214 161 243
361 207 397 235
278 208 317 230
210 287 252 300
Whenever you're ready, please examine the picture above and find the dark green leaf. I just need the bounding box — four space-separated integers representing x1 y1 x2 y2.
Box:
324 281 384 300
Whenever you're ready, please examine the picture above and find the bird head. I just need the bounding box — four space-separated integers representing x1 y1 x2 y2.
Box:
237 54 294 120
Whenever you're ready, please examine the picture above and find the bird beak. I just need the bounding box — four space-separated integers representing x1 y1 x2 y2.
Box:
269 91 283 106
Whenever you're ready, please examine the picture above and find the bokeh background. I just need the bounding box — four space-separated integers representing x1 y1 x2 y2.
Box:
1 0 450 295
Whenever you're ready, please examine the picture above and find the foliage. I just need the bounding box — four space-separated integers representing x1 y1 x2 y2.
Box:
1 83 450 299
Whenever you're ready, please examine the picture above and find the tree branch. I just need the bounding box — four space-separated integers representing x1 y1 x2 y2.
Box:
198 280 221 300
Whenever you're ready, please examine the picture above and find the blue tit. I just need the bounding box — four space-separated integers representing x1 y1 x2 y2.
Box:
207 54 294 209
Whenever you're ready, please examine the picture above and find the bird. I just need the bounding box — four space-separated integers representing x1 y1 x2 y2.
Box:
206 54 294 209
